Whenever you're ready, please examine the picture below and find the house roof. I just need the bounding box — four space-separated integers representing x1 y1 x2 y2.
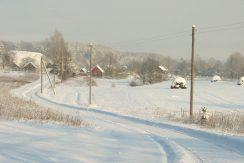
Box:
9 50 43 68
158 66 168 72
23 62 38 69
94 65 104 73
80 67 87 73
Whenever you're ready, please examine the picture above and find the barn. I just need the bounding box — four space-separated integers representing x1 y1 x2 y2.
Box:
92 65 104 77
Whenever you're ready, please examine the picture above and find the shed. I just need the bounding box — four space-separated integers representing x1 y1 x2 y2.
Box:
92 65 104 77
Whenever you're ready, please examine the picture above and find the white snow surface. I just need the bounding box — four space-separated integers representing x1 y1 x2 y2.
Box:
2 73 244 162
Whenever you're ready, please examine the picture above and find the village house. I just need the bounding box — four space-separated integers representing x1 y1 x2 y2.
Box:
92 65 104 77
7 50 49 72
157 65 168 73
23 62 38 72
80 67 88 76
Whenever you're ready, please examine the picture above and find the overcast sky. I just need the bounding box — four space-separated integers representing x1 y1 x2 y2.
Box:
0 0 244 59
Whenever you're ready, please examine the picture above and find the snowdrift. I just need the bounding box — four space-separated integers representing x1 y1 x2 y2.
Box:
237 76 244 85
171 76 187 89
211 75 221 82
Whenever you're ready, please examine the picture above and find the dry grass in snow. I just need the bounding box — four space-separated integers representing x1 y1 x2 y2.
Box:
0 75 90 127
167 109 244 134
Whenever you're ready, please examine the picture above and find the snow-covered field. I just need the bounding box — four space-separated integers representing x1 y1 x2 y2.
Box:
2 72 244 162
44 77 244 113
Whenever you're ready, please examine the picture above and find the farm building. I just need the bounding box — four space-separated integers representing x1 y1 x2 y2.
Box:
157 66 168 73
92 65 104 77
7 50 49 72
80 67 88 76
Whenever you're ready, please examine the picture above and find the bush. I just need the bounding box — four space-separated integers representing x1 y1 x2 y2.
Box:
129 80 143 87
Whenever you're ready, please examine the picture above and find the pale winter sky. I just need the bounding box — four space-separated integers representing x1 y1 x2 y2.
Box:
0 0 244 59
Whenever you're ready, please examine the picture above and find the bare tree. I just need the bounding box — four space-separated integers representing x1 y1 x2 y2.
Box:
224 52 244 79
45 30 77 80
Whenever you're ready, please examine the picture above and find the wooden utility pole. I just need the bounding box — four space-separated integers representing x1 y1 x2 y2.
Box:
89 43 93 105
190 25 196 118
53 74 55 88
41 56 43 94
61 49 64 82
42 60 56 95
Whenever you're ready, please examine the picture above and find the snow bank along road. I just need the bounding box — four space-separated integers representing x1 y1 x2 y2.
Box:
11 78 244 163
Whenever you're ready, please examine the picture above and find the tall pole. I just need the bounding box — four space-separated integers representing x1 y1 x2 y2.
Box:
89 43 93 105
190 25 196 118
41 56 43 94
53 74 55 88
61 49 64 83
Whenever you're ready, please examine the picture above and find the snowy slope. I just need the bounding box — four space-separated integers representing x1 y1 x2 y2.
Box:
8 76 244 162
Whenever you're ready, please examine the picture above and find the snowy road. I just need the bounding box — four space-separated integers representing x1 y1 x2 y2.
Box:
10 78 244 162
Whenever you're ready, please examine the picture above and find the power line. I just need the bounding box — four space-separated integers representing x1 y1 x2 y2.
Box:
106 20 244 48
109 30 191 47
198 25 244 34
198 20 244 30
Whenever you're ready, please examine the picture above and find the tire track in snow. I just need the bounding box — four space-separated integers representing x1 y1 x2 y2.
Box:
97 118 204 163
31 88 244 159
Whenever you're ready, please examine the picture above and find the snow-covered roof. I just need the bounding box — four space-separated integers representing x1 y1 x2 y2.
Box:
94 65 104 73
80 67 87 73
212 75 221 81
9 50 43 68
158 66 168 72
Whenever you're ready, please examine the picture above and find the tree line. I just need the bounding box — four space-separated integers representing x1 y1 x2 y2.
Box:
1 31 244 80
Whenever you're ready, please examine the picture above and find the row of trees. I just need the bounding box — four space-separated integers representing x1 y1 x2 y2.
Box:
1 31 244 81
127 52 244 80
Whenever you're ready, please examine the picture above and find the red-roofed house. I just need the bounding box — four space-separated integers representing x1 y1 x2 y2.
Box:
92 65 104 77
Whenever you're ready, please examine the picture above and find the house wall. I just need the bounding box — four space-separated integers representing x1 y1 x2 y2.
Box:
92 67 103 77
